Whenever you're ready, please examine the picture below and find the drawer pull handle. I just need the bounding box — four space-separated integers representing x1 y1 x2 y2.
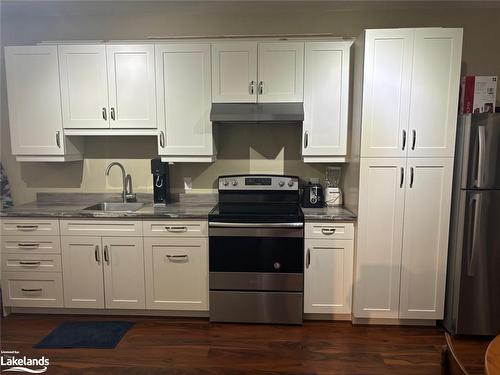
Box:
16 225 39 231
165 226 188 233
19 261 41 266
18 243 40 249
166 254 188 261
321 228 336 235
21 288 42 292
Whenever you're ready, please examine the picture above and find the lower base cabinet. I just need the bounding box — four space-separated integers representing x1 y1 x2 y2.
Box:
61 236 145 309
1 272 64 308
144 237 208 311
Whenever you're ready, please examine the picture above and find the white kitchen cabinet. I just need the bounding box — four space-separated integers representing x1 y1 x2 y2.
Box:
360 29 414 158
304 238 354 314
399 158 453 319
212 42 258 103
4 46 82 161
302 41 352 162
257 42 304 103
407 29 462 157
106 44 157 129
102 236 145 309
360 28 462 158
61 236 104 308
354 158 406 319
155 43 214 162
144 237 208 311
59 45 109 129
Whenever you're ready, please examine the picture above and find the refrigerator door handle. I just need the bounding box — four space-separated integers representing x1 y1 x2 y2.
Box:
476 126 486 188
467 194 481 276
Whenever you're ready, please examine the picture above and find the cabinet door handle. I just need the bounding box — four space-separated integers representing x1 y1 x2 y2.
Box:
95 245 100 263
304 131 309 149
16 225 38 231
165 226 188 233
110 107 116 121
102 107 107 121
18 243 39 248
249 81 255 95
104 245 110 264
21 288 42 293
306 248 311 269
321 227 336 235
56 131 61 148
410 167 414 188
402 130 406 150
400 167 404 188
19 261 41 266
166 254 188 261
159 131 165 148
258 81 263 95
411 129 416 150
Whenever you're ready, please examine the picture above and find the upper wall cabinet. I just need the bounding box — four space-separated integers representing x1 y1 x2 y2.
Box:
302 41 352 163
361 28 463 158
211 41 304 103
4 46 82 162
155 44 214 163
58 44 157 131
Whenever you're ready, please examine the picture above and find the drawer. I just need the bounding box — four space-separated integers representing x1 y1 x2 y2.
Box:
1 272 64 308
60 219 142 237
2 254 62 273
305 222 354 240
143 220 208 237
1 236 61 254
1 218 59 236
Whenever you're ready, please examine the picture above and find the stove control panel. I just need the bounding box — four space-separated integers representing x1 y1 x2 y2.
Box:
219 175 298 191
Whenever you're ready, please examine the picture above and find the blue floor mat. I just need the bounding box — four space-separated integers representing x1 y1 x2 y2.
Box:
34 321 134 349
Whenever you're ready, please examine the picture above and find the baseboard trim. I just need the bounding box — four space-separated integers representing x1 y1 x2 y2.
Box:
352 317 436 326
304 313 352 321
8 307 209 318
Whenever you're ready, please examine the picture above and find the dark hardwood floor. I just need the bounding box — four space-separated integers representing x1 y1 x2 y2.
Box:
0 314 490 375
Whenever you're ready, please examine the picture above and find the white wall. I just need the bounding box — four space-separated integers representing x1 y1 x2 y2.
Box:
1 1 499 204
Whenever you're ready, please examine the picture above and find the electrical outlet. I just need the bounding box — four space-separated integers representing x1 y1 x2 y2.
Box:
184 177 193 190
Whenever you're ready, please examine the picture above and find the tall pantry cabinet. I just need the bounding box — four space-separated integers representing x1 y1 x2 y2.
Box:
353 28 463 321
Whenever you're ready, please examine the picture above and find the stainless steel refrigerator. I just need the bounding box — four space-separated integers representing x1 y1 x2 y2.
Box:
444 113 500 336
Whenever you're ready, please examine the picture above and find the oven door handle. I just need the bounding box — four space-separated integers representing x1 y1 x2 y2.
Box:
209 222 303 228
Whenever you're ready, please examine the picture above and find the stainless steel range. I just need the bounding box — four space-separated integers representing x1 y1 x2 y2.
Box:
208 174 304 325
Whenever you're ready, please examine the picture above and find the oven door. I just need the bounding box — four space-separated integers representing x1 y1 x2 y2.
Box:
209 223 304 292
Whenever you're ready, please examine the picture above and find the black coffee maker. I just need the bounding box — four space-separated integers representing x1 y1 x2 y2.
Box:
151 158 169 205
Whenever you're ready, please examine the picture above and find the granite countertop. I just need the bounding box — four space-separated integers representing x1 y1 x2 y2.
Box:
1 193 357 221
301 206 357 221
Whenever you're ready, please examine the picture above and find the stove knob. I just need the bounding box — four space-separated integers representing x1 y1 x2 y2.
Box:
232 180 238 186
222 180 229 186
288 180 294 187
278 181 285 187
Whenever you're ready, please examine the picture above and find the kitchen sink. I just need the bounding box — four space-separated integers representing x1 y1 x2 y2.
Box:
83 202 144 212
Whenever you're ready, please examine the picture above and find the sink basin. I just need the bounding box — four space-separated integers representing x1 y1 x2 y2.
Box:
83 202 144 212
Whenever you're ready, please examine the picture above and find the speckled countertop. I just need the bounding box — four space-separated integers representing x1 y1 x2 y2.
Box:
1 193 356 221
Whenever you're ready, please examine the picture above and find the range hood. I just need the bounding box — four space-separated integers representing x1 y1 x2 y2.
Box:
210 103 304 123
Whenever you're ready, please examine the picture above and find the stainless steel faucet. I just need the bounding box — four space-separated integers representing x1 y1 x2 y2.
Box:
105 162 136 203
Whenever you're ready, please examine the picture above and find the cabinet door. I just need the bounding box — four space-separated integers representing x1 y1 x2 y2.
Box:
360 29 414 157
59 45 109 129
354 158 406 318
257 42 304 103
399 158 453 319
106 45 157 129
302 41 351 157
408 29 463 157
212 42 257 103
4 46 65 155
144 237 208 310
304 239 354 314
102 236 145 309
155 44 213 157
61 236 104 308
